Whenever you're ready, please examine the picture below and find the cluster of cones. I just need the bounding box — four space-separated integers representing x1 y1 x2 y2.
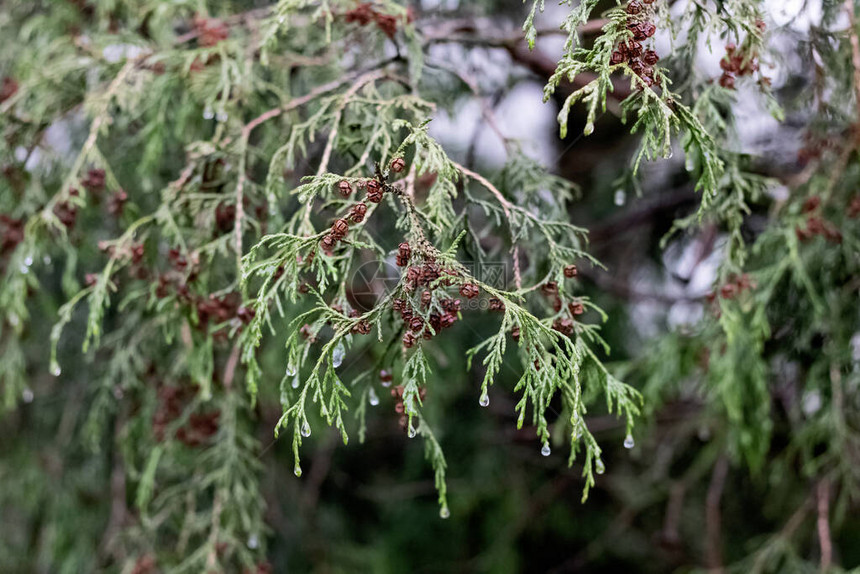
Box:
152 385 220 447
718 42 761 89
610 0 660 88
394 289 462 348
320 157 405 255
795 196 846 244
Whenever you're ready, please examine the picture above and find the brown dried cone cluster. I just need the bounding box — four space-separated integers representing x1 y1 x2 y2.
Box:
537 269 586 336
850 196 860 219
107 189 128 216
53 188 80 229
0 76 18 103
344 2 412 39
193 14 230 47
552 300 585 336
321 158 405 255
394 286 461 349
331 304 372 335
0 215 24 258
390 384 427 429
610 0 660 88
379 369 393 386
150 247 255 335
299 323 317 342
152 385 220 447
396 241 410 267
81 168 105 192
795 196 844 244
705 273 755 318
718 39 763 89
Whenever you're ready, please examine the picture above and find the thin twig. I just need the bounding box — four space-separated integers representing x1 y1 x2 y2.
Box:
512 245 522 290
428 59 509 149
845 0 860 113
817 478 832 572
315 70 387 177
204 493 223 569
452 161 513 220
663 481 685 548
222 341 241 390
42 59 136 221
705 454 729 573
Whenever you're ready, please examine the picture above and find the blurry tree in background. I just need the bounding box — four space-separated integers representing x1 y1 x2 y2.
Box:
1 0 859 572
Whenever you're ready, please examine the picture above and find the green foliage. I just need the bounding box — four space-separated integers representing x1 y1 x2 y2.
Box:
1 0 859 571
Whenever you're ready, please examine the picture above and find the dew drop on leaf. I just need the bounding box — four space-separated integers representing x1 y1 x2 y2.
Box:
439 506 450 519
583 122 594 136
541 442 551 457
301 422 311 437
614 190 626 206
595 459 605 475
368 387 379 406
294 464 302 477
479 392 489 407
291 375 300 389
286 363 297 377
408 426 417 438
203 106 214 120
51 364 61 377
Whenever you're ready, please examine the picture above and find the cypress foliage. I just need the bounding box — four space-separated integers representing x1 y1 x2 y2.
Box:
0 0 858 572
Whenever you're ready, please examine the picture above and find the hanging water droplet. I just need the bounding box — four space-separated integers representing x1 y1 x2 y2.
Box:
19 264 28 274
368 387 379 406
294 464 302 477
291 374 300 389
439 506 450 519
583 122 594 136
23 255 33 266
685 156 696 172
408 426 417 438
479 391 489 407
541 442 551 457
51 364 61 377
301 421 311 437
623 434 635 449
285 363 297 377
332 341 345 368
614 190 626 206
247 534 259 549
595 459 605 475
43 255 51 265
203 106 214 120
22 388 34 403
216 110 228 122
